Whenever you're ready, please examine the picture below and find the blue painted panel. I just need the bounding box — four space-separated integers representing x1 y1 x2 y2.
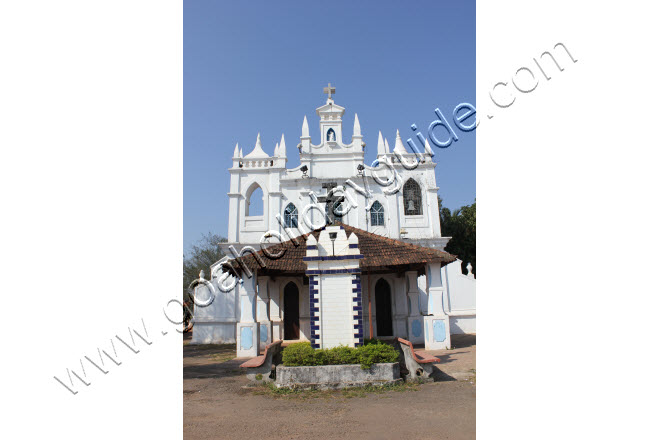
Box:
412 319 422 338
260 324 268 342
433 320 446 342
240 327 253 350
425 320 429 341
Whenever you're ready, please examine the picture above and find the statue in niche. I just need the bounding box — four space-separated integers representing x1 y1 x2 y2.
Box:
327 129 335 142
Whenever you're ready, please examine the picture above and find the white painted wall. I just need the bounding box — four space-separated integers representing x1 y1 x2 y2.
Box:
442 260 476 334
190 274 239 344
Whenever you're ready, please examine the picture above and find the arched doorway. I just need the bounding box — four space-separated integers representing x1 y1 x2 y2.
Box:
375 278 393 337
283 282 300 340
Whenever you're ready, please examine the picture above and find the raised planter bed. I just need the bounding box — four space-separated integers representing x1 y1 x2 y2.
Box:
275 363 401 390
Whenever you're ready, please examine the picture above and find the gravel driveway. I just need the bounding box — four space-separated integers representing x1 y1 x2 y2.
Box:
183 334 476 440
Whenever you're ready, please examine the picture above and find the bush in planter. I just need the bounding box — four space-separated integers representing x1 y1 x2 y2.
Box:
281 342 321 366
324 345 359 365
355 343 399 369
282 341 399 370
363 337 382 346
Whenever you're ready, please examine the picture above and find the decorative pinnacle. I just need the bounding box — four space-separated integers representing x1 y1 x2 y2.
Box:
393 129 407 154
279 133 287 157
353 113 361 137
377 131 386 156
302 115 309 138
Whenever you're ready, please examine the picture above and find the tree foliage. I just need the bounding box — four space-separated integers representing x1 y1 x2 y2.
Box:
438 197 476 276
183 232 227 302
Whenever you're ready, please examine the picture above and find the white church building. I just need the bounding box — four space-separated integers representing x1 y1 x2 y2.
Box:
191 85 475 357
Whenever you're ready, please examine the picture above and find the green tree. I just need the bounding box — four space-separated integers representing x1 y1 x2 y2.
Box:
183 232 227 303
438 197 476 276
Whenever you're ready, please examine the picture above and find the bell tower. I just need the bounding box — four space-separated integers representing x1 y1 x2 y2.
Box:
317 83 345 146
298 83 366 179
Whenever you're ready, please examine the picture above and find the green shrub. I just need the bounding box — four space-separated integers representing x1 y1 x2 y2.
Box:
324 345 358 365
363 338 383 346
355 343 399 369
281 341 399 370
281 342 320 366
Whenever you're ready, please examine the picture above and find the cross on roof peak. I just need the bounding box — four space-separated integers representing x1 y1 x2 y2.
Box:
323 82 336 100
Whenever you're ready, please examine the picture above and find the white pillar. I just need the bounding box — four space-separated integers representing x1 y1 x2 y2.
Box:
269 279 283 341
406 270 424 344
257 277 272 350
392 276 409 338
424 263 451 350
236 272 260 357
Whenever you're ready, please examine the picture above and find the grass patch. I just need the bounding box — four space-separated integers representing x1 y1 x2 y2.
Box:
189 344 236 363
209 350 236 363
252 380 421 399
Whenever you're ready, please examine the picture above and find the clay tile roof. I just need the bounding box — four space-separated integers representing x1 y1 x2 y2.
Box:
222 224 456 276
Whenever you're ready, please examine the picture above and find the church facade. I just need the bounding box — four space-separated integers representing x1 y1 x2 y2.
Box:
191 85 476 356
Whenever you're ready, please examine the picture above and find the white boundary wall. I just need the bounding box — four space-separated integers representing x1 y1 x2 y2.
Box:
190 271 239 344
441 259 476 334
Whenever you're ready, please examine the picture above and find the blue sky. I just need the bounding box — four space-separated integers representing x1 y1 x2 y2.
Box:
184 0 475 251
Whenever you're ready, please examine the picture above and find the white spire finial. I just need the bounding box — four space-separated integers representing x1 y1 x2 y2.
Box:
424 137 434 157
244 132 269 158
353 114 361 137
377 131 386 156
274 142 279 156
302 116 309 138
466 263 474 278
233 143 239 158
393 129 407 154
279 133 287 158
239 147 243 158
199 270 205 280
384 137 391 154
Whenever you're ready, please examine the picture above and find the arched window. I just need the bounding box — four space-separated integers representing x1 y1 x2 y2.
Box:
403 179 422 215
246 184 264 216
370 201 385 226
326 128 336 141
284 203 298 228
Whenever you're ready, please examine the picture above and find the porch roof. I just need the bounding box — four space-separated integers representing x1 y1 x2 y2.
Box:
221 224 456 276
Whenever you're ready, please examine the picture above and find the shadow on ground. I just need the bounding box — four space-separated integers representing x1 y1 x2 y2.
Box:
451 334 476 349
183 340 246 379
183 359 246 380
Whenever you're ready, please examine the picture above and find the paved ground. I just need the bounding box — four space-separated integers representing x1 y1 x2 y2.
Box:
183 333 475 440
